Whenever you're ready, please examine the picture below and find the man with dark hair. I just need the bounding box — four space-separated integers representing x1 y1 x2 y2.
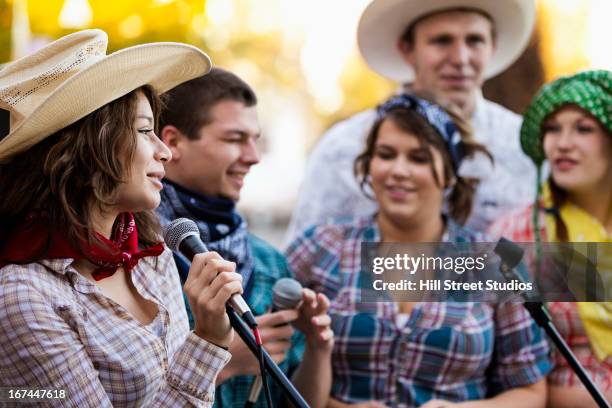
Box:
160 68 258 143
286 0 539 243
157 68 332 408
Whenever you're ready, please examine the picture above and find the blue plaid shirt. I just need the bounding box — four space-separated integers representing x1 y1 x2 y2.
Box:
285 215 551 407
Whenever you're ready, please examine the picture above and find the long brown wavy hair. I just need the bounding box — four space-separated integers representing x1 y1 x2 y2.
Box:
354 93 492 225
0 85 162 260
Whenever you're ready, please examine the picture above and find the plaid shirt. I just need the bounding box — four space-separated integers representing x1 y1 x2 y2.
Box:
0 247 231 407
489 206 612 392
286 215 551 407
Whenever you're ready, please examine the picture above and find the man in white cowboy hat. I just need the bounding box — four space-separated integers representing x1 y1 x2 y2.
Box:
286 0 538 242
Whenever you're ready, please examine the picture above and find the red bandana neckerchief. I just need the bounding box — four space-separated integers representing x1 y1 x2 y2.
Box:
0 212 164 280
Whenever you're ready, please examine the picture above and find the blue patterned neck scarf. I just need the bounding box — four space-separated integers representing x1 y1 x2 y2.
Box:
156 179 254 287
377 93 466 171
166 179 241 241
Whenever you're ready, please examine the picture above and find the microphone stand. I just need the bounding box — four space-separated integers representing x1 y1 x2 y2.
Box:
226 306 310 408
495 239 610 408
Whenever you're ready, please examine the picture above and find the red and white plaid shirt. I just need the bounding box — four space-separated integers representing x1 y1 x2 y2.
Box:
0 247 231 407
489 206 612 392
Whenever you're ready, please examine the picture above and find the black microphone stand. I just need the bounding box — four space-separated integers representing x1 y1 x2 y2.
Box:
226 306 310 408
495 239 610 408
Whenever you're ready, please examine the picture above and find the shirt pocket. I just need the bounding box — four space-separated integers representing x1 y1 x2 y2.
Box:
330 310 396 374
400 303 495 386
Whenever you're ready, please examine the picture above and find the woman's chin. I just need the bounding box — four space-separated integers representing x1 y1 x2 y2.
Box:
128 194 161 213
147 195 162 211
381 207 419 225
552 175 588 193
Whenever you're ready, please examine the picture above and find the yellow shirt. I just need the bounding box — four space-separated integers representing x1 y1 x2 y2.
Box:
543 184 612 361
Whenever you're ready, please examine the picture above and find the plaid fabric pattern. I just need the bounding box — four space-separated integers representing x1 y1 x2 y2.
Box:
547 302 612 391
487 205 543 242
0 247 230 407
285 216 551 407
489 207 612 393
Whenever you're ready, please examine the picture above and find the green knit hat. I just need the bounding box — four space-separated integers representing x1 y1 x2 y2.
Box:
520 70 612 274
521 69 612 167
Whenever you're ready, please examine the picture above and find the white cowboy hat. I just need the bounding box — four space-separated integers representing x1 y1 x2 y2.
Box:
357 0 536 82
0 29 211 162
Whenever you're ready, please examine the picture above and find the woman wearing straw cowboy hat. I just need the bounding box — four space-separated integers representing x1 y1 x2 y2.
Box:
490 70 612 407
286 0 539 243
0 30 243 406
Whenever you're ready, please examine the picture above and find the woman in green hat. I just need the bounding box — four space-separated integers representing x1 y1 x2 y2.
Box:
489 70 612 407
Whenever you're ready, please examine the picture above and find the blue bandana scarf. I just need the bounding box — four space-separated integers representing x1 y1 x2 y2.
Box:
157 179 254 286
377 93 466 171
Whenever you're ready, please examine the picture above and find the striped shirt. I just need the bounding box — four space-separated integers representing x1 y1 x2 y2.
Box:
285 215 551 407
0 247 230 407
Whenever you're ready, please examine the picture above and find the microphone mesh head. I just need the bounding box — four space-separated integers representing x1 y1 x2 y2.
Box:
162 218 200 251
272 278 303 310
494 238 524 269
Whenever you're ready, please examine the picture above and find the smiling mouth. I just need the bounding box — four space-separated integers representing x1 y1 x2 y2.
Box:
386 186 417 197
228 171 248 179
554 158 578 169
146 171 165 179
146 172 165 189
441 76 473 87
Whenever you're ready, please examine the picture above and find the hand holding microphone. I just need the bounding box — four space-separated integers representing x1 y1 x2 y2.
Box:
164 219 316 408
225 309 298 381
265 278 334 351
162 218 254 348
246 279 334 406
226 278 304 385
185 251 242 349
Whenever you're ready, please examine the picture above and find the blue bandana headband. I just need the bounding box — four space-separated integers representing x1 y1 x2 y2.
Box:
376 94 465 171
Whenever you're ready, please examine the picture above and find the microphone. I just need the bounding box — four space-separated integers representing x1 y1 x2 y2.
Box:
272 278 304 311
246 278 303 407
493 238 538 301
162 217 258 329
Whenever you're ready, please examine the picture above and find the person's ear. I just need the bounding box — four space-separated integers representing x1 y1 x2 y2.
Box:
160 125 185 161
397 37 415 66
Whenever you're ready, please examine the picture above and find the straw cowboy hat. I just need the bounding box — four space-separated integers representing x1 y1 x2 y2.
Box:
357 0 536 82
0 29 211 162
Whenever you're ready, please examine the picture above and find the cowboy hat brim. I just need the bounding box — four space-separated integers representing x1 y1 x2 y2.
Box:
357 0 535 82
0 41 211 162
